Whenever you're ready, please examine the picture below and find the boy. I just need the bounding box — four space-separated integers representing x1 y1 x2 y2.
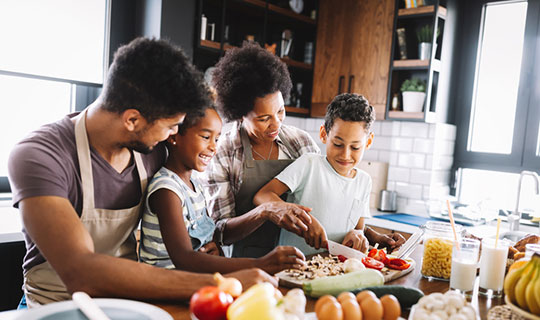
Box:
139 106 305 274
255 93 394 255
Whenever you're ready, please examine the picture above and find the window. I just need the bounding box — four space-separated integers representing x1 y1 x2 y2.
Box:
0 0 110 193
453 0 540 217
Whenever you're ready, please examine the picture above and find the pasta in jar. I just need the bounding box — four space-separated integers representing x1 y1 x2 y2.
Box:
421 221 463 280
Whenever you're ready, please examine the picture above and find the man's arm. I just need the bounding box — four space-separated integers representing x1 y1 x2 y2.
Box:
20 196 275 300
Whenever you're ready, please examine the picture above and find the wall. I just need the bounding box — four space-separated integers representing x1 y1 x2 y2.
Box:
283 116 456 215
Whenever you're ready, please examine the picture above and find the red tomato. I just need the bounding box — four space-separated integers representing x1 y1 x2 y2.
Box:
190 286 233 320
362 257 385 270
368 248 389 265
338 255 348 263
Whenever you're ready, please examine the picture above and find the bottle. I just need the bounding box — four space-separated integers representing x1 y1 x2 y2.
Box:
200 15 207 40
295 83 303 108
391 93 400 111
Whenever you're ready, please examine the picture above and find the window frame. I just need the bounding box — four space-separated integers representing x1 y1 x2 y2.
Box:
453 0 540 176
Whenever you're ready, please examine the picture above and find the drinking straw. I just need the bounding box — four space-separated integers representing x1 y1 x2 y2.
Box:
446 200 459 250
495 217 501 248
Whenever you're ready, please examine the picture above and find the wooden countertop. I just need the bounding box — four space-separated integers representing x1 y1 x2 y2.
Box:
154 245 504 320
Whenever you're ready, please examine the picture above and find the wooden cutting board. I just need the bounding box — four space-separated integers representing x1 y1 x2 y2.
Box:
276 258 416 289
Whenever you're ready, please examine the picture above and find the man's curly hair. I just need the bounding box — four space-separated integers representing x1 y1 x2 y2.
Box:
211 41 292 121
324 93 375 133
102 37 211 122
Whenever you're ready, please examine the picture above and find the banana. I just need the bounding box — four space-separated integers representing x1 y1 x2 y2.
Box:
515 259 536 310
525 267 540 315
504 261 530 304
534 256 540 314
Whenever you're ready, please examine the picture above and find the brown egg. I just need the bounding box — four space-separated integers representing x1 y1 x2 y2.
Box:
315 295 338 315
380 294 401 320
340 298 362 320
317 300 344 320
338 291 357 303
360 296 383 320
356 290 378 305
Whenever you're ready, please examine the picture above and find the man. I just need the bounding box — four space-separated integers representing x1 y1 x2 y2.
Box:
8 37 275 308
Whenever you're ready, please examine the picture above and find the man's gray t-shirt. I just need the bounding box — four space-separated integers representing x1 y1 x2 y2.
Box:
8 113 167 273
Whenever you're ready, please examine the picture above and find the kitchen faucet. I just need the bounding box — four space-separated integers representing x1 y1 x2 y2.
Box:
509 170 540 231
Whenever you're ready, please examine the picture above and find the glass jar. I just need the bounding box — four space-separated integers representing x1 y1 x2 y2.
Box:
421 221 464 280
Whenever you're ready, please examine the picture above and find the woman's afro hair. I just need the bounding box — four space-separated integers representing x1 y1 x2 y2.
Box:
211 41 292 121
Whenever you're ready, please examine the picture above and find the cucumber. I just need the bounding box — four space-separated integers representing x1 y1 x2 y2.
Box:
351 285 424 309
303 269 384 297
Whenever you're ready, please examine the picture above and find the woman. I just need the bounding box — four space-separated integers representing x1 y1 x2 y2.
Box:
205 42 405 258
205 42 320 258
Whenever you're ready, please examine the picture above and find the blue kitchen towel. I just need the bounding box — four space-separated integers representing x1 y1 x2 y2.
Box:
373 213 433 227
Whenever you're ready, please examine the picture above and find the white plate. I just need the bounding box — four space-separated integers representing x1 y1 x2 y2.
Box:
15 298 173 320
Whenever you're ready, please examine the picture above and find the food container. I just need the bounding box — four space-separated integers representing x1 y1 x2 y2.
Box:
421 221 463 280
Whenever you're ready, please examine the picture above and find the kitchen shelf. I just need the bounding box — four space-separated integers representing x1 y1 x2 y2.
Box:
267 3 316 25
280 57 313 70
285 106 310 115
388 110 437 122
200 39 221 50
398 5 447 19
393 59 441 72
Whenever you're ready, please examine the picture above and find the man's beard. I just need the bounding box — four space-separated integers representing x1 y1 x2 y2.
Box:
124 140 154 154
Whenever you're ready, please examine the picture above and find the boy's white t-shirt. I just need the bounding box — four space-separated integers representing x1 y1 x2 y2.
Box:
276 153 372 255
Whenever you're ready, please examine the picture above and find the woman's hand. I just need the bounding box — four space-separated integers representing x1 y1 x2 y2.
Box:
199 241 221 256
262 202 312 236
258 246 306 275
301 215 328 250
342 229 369 253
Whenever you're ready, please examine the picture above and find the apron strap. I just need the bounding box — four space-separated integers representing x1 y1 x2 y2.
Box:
75 109 96 209
239 126 256 168
133 152 147 194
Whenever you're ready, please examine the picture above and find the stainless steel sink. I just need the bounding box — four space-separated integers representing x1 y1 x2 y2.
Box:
498 231 529 243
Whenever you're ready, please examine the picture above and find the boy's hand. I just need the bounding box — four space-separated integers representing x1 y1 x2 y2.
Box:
302 215 328 250
199 241 221 256
225 268 278 289
263 202 312 236
258 246 306 274
342 229 369 253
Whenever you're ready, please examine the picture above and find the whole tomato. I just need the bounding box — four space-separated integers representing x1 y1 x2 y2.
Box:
190 286 233 320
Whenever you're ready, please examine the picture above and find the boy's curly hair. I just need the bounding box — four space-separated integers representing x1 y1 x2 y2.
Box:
324 93 375 133
102 37 211 122
211 41 292 121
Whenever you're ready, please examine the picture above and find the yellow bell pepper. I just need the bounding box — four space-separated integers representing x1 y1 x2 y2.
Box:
226 283 284 320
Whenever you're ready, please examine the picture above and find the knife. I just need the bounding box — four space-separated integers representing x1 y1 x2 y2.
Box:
327 240 367 260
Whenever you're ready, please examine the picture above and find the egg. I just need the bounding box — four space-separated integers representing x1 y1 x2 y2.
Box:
340 298 362 320
338 292 357 303
356 290 378 305
380 294 401 320
317 300 344 320
360 296 383 320
315 295 338 315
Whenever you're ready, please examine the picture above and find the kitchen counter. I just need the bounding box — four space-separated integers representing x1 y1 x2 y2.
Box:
0 200 23 243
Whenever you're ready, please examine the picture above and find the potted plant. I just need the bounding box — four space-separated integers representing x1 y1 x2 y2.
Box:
400 78 426 112
416 25 439 60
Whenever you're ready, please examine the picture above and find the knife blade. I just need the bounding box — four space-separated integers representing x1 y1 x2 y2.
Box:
327 240 366 260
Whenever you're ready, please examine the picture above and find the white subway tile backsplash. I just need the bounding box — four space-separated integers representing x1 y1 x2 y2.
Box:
372 136 392 150
398 153 425 169
410 169 432 185
423 185 431 200
372 121 382 136
363 150 379 161
434 140 455 156
308 131 321 144
425 155 433 170
405 199 429 215
378 151 398 165
431 170 451 186
400 122 429 138
386 181 396 191
391 137 414 152
396 197 408 212
395 182 423 199
381 121 401 136
413 138 435 154
388 167 410 182
433 123 457 141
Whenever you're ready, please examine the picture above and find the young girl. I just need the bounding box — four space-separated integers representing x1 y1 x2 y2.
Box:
139 106 305 274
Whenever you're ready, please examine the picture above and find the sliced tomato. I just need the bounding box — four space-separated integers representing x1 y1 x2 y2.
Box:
386 258 410 270
337 255 348 263
362 257 385 270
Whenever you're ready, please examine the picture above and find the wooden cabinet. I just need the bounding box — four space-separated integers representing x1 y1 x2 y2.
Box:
193 0 319 117
311 0 395 119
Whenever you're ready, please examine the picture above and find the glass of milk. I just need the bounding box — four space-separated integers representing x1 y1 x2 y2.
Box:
450 238 480 296
479 238 509 297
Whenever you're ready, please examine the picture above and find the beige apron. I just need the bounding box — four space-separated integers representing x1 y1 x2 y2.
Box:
23 109 148 308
